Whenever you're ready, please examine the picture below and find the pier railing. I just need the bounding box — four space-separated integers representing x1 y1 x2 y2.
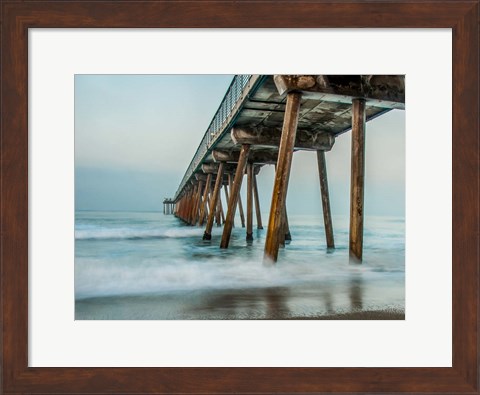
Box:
173 74 264 201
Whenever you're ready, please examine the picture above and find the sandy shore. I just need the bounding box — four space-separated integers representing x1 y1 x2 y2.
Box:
76 285 404 320
285 310 404 320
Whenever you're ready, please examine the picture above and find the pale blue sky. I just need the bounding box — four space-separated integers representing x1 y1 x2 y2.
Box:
75 75 405 216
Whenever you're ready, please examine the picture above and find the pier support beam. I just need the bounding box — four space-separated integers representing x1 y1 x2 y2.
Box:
199 174 212 226
279 206 291 246
253 171 263 229
193 184 201 224
224 184 230 208
182 190 189 222
189 188 195 223
224 182 232 227
232 126 334 151
284 206 291 242
229 172 245 228
220 144 250 248
180 196 186 220
189 184 198 225
218 196 225 225
176 198 181 218
205 188 211 219
238 191 246 228
246 163 254 241
193 180 204 225
215 198 222 226
264 92 302 263
183 190 191 223
317 150 335 248
349 98 366 261
203 162 225 240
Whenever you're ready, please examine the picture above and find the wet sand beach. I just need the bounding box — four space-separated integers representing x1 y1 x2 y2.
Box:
75 284 404 320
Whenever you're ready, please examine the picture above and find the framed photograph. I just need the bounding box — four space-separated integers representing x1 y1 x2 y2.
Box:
1 1 478 394
73 73 406 323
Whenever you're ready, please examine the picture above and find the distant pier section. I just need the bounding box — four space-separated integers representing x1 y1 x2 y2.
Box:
162 198 174 215
164 75 405 263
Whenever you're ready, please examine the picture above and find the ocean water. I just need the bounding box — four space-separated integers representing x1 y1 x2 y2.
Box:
75 211 405 320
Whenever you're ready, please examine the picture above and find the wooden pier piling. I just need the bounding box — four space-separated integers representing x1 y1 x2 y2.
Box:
317 150 335 248
182 189 189 222
264 92 302 263
246 163 254 241
220 144 250 248
189 188 195 223
199 174 211 226
215 198 222 226
176 198 181 218
349 98 366 261
284 206 291 242
279 206 291 246
203 162 225 240
183 195 188 221
224 182 233 227
193 180 204 225
279 208 286 247
238 192 246 228
194 184 201 224
205 187 211 219
219 196 225 224
228 169 246 228
188 184 198 225
253 171 263 229
182 189 190 223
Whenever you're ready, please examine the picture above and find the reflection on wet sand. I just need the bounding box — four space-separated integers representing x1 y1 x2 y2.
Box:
76 276 404 320
187 275 367 319
349 274 364 310
184 287 291 319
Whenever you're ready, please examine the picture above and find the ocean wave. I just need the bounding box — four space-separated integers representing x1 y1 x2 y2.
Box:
75 226 204 240
74 254 403 300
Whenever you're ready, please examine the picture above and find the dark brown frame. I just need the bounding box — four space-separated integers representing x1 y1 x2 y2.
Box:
1 1 478 394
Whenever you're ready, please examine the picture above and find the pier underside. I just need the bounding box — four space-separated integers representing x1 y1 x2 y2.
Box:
168 75 405 263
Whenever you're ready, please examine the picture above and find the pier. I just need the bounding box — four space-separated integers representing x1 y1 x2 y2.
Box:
166 75 405 263
162 198 174 215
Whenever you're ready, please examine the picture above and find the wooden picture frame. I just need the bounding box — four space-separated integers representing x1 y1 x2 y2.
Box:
1 1 478 393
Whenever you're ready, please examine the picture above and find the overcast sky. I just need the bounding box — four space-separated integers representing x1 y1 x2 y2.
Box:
75 75 405 217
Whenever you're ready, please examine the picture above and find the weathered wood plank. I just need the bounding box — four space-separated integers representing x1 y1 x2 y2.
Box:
189 183 198 225
218 194 225 225
264 92 302 263
203 162 225 240
231 126 334 151
202 162 237 174
238 195 246 228
274 75 405 109
349 98 366 261
227 174 235 228
199 173 212 226
317 150 335 248
213 149 279 164
284 205 291 242
246 163 254 241
193 180 204 225
220 144 250 248
253 171 263 229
